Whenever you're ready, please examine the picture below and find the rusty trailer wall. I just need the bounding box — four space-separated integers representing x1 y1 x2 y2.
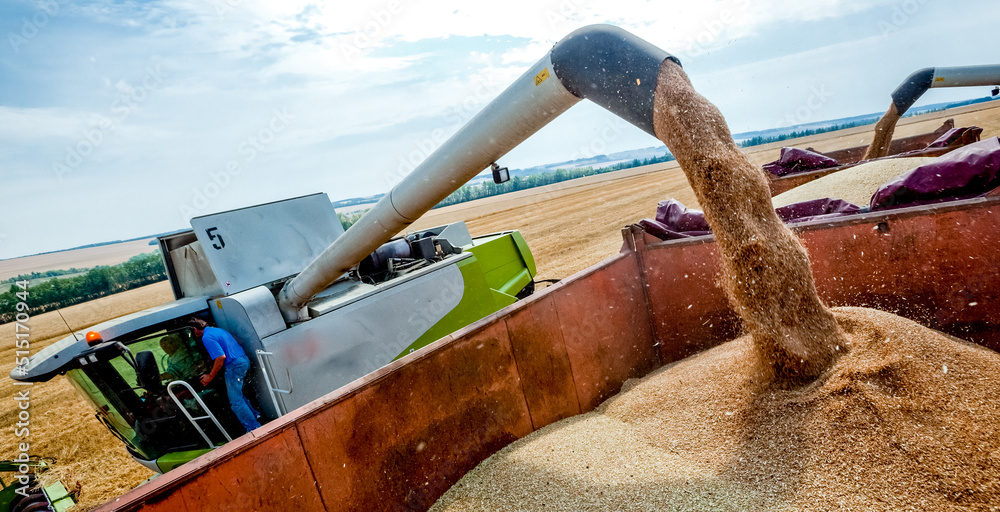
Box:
99 196 999 511
635 195 1000 354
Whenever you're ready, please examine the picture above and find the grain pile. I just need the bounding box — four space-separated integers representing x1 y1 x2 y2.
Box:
771 157 938 208
431 307 1000 511
864 103 903 160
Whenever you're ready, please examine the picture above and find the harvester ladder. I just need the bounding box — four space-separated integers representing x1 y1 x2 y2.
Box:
256 350 293 417
166 380 233 448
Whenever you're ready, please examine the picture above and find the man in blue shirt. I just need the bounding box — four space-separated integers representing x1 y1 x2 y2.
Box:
188 318 261 432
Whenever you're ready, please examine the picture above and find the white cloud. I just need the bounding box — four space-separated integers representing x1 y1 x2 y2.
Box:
0 106 87 141
1 0 993 258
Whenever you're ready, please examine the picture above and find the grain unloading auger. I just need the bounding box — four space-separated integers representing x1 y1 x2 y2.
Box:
11 25 685 476
276 25 680 322
865 64 1000 159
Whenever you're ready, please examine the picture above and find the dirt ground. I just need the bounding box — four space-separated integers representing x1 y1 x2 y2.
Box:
1 100 998 510
0 239 158 282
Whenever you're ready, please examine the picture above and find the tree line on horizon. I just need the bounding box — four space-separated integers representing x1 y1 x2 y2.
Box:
1 267 88 285
428 118 876 210
0 252 167 324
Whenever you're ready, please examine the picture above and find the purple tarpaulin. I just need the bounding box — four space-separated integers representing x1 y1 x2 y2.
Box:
763 147 840 177
871 136 1000 210
655 199 710 232
640 198 862 240
643 130 999 241
926 126 983 148
775 198 863 223
639 199 710 240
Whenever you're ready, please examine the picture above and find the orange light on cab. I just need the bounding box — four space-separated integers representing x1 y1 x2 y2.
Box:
85 331 104 346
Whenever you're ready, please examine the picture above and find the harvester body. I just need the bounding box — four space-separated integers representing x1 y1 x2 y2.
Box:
12 193 536 473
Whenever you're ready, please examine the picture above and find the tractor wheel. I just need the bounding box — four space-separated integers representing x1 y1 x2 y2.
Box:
7 490 37 512
515 280 535 300
11 492 50 512
17 500 54 512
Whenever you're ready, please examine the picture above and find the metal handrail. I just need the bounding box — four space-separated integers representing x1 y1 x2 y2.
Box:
166 380 232 448
256 350 292 418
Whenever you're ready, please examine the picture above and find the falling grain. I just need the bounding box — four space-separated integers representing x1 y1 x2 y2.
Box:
433 61 1000 512
864 103 903 160
650 60 844 380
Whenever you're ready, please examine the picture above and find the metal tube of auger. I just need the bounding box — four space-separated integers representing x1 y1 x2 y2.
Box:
277 25 679 322
891 65 1000 116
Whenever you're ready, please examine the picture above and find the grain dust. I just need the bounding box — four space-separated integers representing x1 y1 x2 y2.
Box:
433 61 1000 512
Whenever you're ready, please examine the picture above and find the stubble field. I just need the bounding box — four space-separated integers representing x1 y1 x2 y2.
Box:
1 100 998 509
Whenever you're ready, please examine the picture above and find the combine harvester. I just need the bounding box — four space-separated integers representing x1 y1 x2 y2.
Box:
12 197 537 471
17 25 1000 511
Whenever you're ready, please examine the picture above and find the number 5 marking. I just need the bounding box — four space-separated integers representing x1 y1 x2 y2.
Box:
206 227 225 250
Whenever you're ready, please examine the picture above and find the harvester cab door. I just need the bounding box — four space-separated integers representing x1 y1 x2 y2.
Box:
64 331 244 464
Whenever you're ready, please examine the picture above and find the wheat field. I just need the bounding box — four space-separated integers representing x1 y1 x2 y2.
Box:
2 101 998 510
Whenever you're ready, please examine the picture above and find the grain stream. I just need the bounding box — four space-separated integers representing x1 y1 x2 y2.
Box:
651 60 844 380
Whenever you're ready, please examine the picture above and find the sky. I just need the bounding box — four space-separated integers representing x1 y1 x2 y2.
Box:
1 0 997 259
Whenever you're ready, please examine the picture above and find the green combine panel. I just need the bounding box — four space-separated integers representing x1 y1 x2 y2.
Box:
401 230 536 356
0 458 75 512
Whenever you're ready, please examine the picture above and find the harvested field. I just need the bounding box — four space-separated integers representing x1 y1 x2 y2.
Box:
431 308 1000 511
1 101 998 510
0 239 158 282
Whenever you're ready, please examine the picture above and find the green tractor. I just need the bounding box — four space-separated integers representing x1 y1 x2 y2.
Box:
0 457 75 512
